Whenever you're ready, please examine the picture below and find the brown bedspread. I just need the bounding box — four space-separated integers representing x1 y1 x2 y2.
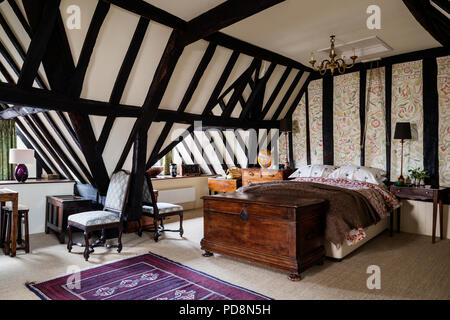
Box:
237 180 381 246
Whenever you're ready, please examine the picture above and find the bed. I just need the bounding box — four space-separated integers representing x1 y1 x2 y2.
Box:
237 166 400 260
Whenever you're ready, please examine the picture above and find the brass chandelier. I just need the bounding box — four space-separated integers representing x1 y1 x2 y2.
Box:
309 35 357 75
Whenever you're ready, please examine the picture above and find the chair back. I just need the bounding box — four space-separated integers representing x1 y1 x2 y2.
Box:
143 172 159 215
104 170 131 216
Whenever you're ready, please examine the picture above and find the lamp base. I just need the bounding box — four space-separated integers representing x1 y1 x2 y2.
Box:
396 175 405 186
14 164 29 182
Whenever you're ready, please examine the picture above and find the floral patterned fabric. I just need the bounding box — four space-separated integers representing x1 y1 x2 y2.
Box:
308 79 324 164
292 94 307 167
365 67 387 171
391 60 423 181
334 72 361 166
437 56 450 187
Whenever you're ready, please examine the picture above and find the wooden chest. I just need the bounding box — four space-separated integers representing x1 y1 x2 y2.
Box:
208 178 242 194
241 168 293 186
201 193 327 281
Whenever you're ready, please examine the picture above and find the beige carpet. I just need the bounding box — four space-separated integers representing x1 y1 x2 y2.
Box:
0 209 449 300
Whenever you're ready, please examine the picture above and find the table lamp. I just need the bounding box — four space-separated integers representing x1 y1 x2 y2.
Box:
393 122 411 185
9 149 35 182
280 119 292 169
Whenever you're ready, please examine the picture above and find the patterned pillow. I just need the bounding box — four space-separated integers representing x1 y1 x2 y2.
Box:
289 165 338 179
328 165 386 185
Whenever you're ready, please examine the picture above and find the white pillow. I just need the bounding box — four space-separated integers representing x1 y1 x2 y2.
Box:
328 165 387 185
289 165 338 179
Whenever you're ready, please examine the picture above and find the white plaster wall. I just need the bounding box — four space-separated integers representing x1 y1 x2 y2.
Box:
1 182 76 234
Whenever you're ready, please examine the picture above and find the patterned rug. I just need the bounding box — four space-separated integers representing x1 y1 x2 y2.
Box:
26 253 271 300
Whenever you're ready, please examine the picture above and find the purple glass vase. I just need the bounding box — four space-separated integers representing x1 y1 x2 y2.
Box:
14 163 29 182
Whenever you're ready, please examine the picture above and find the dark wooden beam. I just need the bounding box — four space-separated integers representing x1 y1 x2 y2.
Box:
15 126 52 175
272 70 304 120
202 50 240 116
285 73 312 119
204 130 228 172
240 62 276 120
259 66 291 120
148 125 194 168
15 119 60 176
402 0 450 47
145 122 174 170
322 73 334 165
17 0 60 88
360 65 366 166
20 116 72 179
115 30 185 171
97 17 150 155
126 126 147 222
105 0 185 29
7 0 33 36
191 131 216 174
177 43 217 114
42 112 95 185
423 56 439 187
155 109 280 129
0 83 142 118
222 59 260 118
385 64 392 179
181 0 285 46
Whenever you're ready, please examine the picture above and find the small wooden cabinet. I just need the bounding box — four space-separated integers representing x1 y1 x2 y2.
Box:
201 192 327 281
390 186 446 243
241 168 293 186
46 195 93 243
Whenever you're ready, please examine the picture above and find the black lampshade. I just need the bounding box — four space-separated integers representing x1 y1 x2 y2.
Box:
280 119 292 132
394 122 412 140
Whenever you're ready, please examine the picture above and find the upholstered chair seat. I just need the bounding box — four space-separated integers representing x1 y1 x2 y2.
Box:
68 211 120 227
142 203 183 215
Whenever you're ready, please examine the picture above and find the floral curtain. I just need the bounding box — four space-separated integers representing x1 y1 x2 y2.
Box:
391 60 424 181
333 72 361 166
437 55 450 187
0 120 17 180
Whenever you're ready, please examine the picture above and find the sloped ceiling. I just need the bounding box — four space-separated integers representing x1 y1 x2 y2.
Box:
145 0 440 65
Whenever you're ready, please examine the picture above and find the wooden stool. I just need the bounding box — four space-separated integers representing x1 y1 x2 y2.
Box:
2 205 30 255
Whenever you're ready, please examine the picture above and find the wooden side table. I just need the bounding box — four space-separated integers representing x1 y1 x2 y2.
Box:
390 186 446 243
0 188 18 257
208 178 242 195
46 195 93 243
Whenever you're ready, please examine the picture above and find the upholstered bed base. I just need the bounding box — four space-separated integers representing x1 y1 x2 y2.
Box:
325 218 389 260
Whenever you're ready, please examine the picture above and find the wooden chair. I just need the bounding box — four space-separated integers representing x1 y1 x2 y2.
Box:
67 170 131 261
138 172 183 242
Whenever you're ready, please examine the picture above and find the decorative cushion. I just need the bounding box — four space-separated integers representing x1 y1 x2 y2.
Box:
289 165 338 179
104 171 130 212
68 210 120 226
142 203 183 215
328 165 387 185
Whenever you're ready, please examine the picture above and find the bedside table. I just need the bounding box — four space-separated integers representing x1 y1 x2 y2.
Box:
390 186 446 243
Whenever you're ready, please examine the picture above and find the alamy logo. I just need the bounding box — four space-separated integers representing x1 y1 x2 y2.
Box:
366 265 381 289
366 5 381 30
66 265 81 290
66 5 81 30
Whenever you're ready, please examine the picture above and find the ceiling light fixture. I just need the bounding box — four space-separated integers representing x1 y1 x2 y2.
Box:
309 35 358 75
